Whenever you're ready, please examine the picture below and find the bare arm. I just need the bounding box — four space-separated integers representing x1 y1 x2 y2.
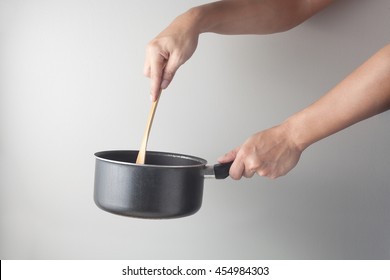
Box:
219 44 390 179
144 0 334 100
191 0 333 35
288 43 390 151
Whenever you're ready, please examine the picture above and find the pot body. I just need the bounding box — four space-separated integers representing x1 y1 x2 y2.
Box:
94 150 207 219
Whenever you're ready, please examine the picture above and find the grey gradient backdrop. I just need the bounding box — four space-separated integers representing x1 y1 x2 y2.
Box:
1 0 390 259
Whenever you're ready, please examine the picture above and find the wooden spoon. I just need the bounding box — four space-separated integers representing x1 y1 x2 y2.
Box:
136 96 160 164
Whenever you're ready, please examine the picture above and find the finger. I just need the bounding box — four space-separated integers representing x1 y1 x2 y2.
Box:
257 164 280 179
146 47 168 101
160 54 181 90
217 147 239 163
229 161 245 180
229 157 245 180
242 156 261 178
150 58 166 101
143 56 151 78
243 168 257 178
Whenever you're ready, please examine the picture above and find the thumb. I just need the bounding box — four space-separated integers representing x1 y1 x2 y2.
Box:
218 147 239 163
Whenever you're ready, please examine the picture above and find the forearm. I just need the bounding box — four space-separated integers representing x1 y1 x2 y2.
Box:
182 0 333 35
285 44 390 151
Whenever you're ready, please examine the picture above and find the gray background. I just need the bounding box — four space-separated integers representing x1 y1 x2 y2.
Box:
1 0 390 259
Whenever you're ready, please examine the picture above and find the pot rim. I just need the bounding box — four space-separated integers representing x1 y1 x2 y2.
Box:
94 150 208 168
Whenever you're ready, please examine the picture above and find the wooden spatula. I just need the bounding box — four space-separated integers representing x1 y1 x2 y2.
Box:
136 96 160 164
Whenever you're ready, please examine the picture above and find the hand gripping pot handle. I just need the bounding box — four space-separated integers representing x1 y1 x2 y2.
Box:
204 161 233 179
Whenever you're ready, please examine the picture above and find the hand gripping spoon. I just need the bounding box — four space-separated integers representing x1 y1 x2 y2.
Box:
136 96 160 164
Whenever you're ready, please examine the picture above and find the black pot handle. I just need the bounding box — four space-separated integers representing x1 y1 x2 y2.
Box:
213 161 233 179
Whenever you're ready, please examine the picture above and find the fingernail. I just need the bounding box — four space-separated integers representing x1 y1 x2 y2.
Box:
161 79 169 89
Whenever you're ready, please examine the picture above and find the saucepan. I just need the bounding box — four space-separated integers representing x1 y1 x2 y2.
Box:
94 150 232 219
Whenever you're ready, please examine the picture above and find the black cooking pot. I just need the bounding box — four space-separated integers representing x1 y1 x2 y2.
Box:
94 150 232 219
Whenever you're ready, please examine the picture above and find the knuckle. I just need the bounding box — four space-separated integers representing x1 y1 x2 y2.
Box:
146 38 160 50
257 170 267 177
143 68 151 78
238 146 251 158
257 167 271 178
244 157 260 172
162 70 175 81
246 161 259 172
257 168 280 179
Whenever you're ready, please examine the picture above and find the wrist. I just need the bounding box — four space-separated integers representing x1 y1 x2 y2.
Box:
184 6 213 35
281 113 315 153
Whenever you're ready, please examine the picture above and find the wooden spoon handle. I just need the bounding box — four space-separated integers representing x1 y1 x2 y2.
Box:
136 96 160 164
